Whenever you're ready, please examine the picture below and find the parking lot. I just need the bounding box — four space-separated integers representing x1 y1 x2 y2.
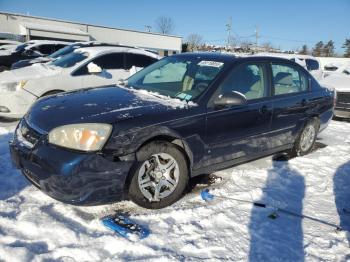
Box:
1 2 350 261
0 119 349 261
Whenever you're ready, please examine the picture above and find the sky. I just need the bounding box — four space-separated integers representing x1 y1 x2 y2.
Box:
0 0 349 54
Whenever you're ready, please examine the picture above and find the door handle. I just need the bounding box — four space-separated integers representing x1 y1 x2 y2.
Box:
259 105 268 114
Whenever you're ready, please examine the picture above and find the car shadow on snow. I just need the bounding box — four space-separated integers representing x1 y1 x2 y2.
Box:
248 160 305 262
333 160 350 249
0 131 29 201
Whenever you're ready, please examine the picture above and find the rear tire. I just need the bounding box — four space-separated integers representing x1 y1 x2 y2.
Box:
128 141 189 209
289 118 319 157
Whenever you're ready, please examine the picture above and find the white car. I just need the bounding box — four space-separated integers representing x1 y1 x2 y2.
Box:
320 64 350 118
256 53 323 81
0 46 160 119
0 40 70 71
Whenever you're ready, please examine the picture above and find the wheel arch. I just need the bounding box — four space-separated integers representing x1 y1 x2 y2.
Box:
123 133 194 193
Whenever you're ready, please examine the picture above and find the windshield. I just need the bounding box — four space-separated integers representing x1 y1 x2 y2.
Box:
49 51 89 68
49 44 81 59
126 56 226 101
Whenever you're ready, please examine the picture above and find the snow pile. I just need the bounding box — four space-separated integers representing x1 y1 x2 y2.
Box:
122 86 197 109
0 120 349 261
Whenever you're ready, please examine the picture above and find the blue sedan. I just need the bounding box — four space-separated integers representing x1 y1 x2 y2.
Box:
9 53 335 209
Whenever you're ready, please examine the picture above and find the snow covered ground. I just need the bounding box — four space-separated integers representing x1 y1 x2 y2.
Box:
0 120 349 262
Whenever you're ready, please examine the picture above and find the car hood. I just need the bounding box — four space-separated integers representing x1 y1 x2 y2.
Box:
320 74 350 92
0 63 60 83
25 86 192 133
0 46 16 56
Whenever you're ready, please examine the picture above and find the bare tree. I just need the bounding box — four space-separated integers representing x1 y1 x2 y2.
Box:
155 16 175 35
187 33 203 51
299 44 309 55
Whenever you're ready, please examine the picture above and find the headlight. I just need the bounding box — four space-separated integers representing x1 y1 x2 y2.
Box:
0 80 27 93
48 123 112 152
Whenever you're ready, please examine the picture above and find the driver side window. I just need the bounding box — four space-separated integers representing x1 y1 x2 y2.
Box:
73 53 124 76
215 63 268 101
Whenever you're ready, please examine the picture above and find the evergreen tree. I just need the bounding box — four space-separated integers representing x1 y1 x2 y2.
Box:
299 44 308 55
343 39 350 58
324 40 335 57
312 41 324 57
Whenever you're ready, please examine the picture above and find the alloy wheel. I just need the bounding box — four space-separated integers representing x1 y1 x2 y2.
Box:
138 153 180 202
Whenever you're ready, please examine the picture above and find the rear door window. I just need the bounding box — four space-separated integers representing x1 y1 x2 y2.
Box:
92 53 124 70
73 53 124 76
36 44 54 55
271 64 308 95
125 53 157 69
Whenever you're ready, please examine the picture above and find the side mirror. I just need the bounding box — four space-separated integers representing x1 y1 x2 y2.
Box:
87 62 102 74
213 91 247 108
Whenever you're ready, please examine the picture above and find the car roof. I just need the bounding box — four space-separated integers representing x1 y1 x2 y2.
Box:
254 52 320 61
174 52 238 63
173 52 307 66
67 41 128 47
25 40 71 45
75 46 160 59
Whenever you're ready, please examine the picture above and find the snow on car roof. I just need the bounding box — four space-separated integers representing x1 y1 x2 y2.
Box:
254 52 320 61
23 40 71 49
74 46 160 59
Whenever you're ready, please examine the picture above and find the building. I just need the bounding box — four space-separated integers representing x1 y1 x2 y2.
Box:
0 12 182 56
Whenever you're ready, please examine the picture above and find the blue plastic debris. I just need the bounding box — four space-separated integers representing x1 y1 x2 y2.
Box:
201 189 215 202
101 214 150 239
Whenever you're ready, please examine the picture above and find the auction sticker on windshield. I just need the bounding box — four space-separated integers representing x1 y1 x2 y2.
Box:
198 61 224 67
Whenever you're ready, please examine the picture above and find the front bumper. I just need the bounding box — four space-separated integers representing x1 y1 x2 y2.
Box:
334 92 350 119
9 121 134 205
334 108 350 119
0 89 37 119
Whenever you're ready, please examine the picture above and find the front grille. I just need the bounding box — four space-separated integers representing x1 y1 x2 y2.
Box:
16 120 43 148
337 92 350 107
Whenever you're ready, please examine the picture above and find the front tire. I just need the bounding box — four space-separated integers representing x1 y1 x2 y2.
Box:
128 141 189 209
289 118 319 157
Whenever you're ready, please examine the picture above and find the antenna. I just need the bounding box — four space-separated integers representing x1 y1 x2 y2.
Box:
226 17 232 49
255 25 260 49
